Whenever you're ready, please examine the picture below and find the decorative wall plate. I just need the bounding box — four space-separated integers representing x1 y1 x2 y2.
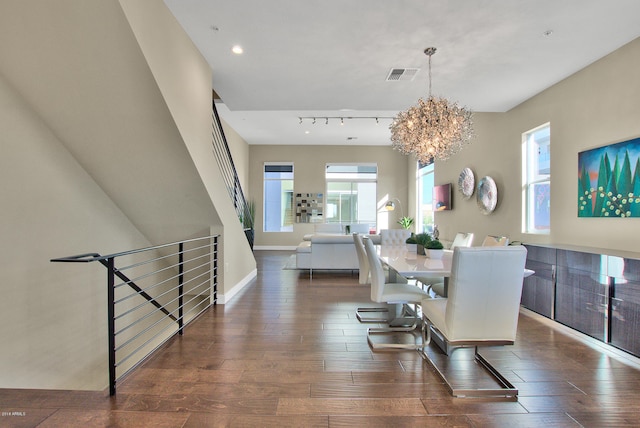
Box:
457 167 475 199
476 176 498 215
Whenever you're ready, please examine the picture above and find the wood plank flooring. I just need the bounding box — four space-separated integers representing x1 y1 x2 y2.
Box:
3 250 640 427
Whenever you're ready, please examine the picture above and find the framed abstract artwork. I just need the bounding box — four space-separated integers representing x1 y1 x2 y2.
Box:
578 137 640 217
433 183 452 211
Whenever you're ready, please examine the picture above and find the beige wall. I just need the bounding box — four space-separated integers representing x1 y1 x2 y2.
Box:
249 145 411 248
0 0 255 391
119 0 256 302
434 37 640 253
0 71 146 390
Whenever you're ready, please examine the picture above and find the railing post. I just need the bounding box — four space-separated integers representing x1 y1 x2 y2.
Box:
178 242 184 335
106 257 116 396
213 236 218 304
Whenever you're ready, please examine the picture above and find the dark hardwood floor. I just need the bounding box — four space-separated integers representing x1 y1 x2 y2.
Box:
3 250 640 427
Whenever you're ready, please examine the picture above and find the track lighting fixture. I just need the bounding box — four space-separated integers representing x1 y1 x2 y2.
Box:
298 116 394 126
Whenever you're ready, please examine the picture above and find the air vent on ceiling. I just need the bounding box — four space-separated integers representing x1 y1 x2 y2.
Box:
386 68 419 81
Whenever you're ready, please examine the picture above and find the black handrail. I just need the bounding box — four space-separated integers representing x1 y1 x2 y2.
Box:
211 100 254 249
52 235 219 395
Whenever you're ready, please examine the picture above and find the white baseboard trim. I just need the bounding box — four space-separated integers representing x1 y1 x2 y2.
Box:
217 268 257 304
253 246 297 251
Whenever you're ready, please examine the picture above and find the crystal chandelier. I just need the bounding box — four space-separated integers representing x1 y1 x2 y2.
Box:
390 47 473 164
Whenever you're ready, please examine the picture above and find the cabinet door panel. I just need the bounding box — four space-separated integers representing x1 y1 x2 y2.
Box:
610 258 640 357
522 245 556 318
556 265 607 341
522 275 553 318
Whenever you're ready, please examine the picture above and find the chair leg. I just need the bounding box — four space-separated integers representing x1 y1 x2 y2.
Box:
367 302 423 351
357 302 415 324
366 316 424 350
356 306 389 323
421 317 432 350
419 316 518 399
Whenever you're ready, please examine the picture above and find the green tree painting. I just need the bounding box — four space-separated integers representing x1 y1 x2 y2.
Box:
578 138 640 217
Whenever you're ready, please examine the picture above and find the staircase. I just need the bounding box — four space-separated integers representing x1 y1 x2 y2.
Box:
211 100 254 249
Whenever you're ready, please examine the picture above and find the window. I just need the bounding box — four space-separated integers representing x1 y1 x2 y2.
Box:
523 124 550 234
325 164 377 227
417 162 435 233
263 163 294 232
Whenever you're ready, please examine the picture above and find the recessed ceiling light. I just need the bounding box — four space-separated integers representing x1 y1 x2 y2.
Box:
232 45 243 54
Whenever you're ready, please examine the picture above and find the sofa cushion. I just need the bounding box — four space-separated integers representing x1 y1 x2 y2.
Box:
296 241 312 253
314 223 343 234
311 235 354 244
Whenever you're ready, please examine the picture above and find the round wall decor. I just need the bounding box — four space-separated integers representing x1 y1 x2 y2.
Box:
457 167 475 199
477 176 498 215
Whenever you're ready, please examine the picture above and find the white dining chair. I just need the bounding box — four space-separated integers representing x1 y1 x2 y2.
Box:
417 232 473 297
353 233 390 323
420 245 527 397
449 232 474 249
481 235 509 246
379 229 411 246
362 236 431 350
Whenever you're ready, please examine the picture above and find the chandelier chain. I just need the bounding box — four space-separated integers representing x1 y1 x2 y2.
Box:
428 50 432 97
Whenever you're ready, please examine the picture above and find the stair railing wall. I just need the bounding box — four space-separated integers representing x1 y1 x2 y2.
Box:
211 101 254 249
52 235 219 395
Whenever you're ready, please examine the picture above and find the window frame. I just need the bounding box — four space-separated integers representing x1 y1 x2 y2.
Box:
416 161 435 234
324 163 377 227
522 123 551 234
263 162 294 233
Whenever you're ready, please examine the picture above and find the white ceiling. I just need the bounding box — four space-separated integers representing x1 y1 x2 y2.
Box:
164 0 640 146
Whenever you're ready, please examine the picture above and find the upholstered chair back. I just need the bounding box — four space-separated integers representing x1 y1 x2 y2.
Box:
363 237 386 302
450 232 474 249
353 233 370 285
442 246 527 343
481 235 509 247
380 229 411 246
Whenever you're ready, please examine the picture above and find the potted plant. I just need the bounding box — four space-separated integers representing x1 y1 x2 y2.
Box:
405 233 417 252
397 216 414 230
426 238 444 259
414 233 432 255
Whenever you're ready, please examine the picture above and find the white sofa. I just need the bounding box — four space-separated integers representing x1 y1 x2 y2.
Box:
296 234 359 270
296 224 382 271
303 223 370 241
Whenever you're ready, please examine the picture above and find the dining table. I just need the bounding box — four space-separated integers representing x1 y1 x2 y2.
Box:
377 245 534 296
377 245 453 282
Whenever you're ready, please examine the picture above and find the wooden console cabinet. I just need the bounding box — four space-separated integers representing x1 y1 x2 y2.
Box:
523 244 640 358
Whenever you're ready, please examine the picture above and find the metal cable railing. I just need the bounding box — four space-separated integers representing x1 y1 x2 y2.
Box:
51 235 219 395
211 101 254 249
